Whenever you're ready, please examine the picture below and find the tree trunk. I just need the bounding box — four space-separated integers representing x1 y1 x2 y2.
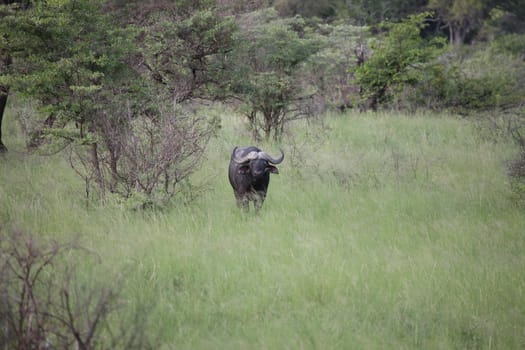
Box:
247 110 261 142
263 110 272 142
0 86 7 153
91 142 105 198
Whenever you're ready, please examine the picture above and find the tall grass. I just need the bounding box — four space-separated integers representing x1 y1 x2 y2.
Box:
1 108 524 349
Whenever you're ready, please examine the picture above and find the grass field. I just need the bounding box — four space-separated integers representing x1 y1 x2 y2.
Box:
1 108 525 349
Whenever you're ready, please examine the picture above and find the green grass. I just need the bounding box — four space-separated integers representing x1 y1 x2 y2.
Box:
1 108 525 349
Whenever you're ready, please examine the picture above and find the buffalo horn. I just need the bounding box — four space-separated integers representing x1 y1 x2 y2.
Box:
233 149 259 164
258 148 284 164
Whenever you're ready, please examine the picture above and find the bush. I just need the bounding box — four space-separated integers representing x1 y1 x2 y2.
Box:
489 33 525 57
66 89 217 208
444 69 510 111
0 228 154 349
393 37 525 113
354 12 446 111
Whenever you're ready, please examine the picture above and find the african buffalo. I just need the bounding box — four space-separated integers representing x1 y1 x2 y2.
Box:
228 146 284 211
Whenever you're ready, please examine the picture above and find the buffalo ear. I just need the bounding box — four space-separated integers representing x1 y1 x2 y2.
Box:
267 165 279 174
238 165 250 174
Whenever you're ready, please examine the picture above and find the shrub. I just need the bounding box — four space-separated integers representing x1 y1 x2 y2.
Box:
0 228 153 349
489 33 525 57
354 12 446 111
393 35 525 113
66 89 217 208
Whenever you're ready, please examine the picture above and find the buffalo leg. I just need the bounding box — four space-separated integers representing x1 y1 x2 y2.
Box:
235 192 250 212
253 191 266 211
239 198 249 212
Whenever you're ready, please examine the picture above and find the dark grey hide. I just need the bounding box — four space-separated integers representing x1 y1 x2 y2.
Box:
228 146 284 211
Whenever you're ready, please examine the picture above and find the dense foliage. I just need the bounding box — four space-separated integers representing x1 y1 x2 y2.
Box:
354 13 446 110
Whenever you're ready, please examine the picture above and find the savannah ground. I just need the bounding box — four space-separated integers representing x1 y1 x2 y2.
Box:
1 107 524 349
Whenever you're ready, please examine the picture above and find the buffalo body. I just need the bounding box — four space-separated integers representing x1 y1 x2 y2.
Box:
228 146 284 211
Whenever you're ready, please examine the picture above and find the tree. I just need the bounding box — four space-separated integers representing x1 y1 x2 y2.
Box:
0 68 7 153
354 12 446 110
86 2 235 205
0 0 31 153
1 0 133 141
228 9 322 141
0 0 139 196
301 22 371 111
139 7 236 103
341 0 428 24
0 0 228 205
428 0 492 44
490 0 525 21
274 0 338 18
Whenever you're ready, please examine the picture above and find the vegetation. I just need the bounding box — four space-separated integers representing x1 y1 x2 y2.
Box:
228 9 322 141
0 229 153 349
1 0 525 348
354 12 446 110
0 1 230 203
2 110 525 348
